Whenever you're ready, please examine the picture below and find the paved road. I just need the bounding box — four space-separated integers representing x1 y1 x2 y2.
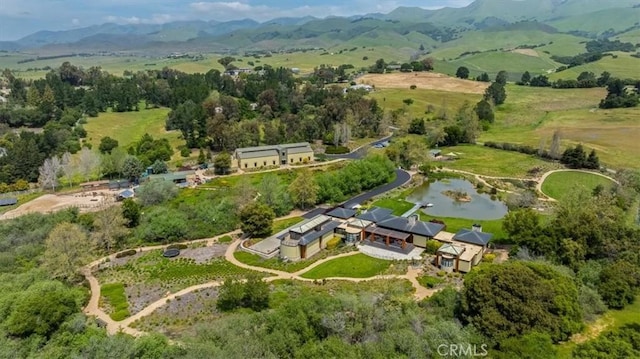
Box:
342 168 411 209
326 135 393 160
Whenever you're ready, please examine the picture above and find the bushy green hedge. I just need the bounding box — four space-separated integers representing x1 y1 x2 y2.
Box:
325 145 350 154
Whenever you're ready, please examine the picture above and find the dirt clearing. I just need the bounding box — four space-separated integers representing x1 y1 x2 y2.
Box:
0 192 116 219
511 49 539 57
357 72 489 94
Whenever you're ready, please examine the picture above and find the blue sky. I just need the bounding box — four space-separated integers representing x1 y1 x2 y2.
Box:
0 0 473 40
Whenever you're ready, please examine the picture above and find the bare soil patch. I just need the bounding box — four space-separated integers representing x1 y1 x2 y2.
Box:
511 49 539 57
1 191 118 219
357 72 489 94
179 243 229 263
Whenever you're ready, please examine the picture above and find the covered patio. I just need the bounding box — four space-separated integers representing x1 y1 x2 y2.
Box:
363 226 412 250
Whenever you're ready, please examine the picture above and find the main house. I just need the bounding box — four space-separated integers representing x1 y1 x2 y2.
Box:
277 206 493 273
232 142 314 170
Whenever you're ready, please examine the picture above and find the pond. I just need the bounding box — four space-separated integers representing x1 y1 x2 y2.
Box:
406 179 508 220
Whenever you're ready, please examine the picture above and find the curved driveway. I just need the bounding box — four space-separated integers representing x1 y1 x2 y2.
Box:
342 169 411 209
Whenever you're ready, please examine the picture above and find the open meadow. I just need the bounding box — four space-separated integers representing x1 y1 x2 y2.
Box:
358 72 488 94
83 104 185 161
482 85 640 169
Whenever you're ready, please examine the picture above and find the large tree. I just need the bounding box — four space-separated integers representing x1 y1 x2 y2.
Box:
289 169 319 209
484 82 507 105
455 66 470 79
239 202 275 238
38 155 62 191
121 155 144 182
92 206 129 252
214 152 232 175
460 261 583 343
42 222 94 282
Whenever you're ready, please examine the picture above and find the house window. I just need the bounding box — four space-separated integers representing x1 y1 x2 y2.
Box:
244 163 247 168
441 258 454 268
273 160 276 165
290 158 293 163
263 161 266 166
254 162 257 167
299 157 302 162
308 156 311 161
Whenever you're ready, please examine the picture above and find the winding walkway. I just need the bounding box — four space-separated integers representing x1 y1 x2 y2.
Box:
83 230 436 337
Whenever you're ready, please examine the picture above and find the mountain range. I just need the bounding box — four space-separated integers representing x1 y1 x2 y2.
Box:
2 0 639 53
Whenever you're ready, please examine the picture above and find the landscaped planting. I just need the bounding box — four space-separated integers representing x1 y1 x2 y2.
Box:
101 283 130 321
97 249 261 310
300 253 392 279
131 287 221 337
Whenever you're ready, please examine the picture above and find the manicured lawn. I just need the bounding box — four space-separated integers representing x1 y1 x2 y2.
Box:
419 213 507 240
439 144 557 178
541 171 615 201
101 282 130 321
370 197 415 216
300 253 391 279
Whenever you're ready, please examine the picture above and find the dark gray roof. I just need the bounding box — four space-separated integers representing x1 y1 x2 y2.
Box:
0 198 18 206
326 207 357 219
377 216 444 237
356 207 393 223
453 229 493 246
299 220 341 246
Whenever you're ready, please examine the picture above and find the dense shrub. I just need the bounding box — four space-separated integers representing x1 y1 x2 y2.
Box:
315 156 395 203
325 145 350 154
115 249 137 258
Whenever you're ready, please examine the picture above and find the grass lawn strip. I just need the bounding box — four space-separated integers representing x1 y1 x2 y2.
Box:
101 282 130 321
234 245 357 273
541 171 615 202
300 253 391 279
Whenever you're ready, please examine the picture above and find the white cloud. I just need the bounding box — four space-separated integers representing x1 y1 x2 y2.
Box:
104 13 178 25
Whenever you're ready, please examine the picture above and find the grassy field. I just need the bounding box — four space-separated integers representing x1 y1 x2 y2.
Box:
101 282 130 321
439 145 557 178
548 52 640 81
541 171 615 201
300 253 391 279
83 104 182 154
480 84 640 169
369 88 483 119
201 162 346 189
